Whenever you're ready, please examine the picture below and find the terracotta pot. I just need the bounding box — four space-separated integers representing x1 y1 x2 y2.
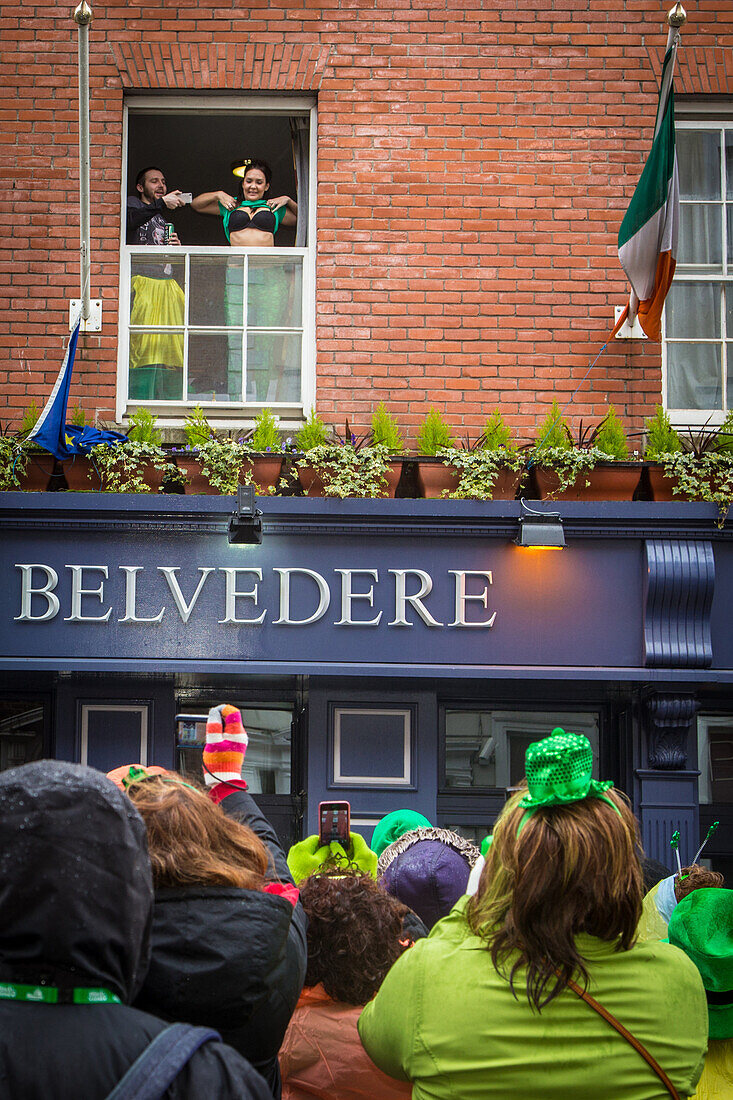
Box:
58 455 100 491
174 456 217 495
297 464 327 496
646 464 681 502
381 458 404 498
532 462 642 502
16 453 56 491
416 458 460 499
489 468 523 501
245 454 285 495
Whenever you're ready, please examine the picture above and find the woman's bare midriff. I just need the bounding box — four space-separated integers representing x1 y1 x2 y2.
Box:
229 227 275 248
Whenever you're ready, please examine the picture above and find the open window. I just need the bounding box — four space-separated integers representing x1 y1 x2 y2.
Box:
119 96 316 424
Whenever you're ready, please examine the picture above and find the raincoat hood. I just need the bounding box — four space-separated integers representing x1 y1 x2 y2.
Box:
0 760 153 1002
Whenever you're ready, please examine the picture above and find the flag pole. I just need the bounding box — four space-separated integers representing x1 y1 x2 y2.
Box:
73 1 92 325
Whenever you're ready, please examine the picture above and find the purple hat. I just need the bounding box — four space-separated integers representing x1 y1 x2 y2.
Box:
378 828 480 929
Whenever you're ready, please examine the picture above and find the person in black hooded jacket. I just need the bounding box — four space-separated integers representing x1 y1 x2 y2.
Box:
122 764 307 1100
0 760 274 1100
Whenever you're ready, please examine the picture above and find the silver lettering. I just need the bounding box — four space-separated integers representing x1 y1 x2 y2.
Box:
218 568 266 625
334 569 382 626
15 564 60 622
159 567 214 624
388 569 442 627
273 568 330 626
449 570 496 628
119 566 165 624
65 565 111 623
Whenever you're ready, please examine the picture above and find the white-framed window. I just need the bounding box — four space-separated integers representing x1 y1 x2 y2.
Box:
332 707 413 787
697 714 733 804
79 704 149 772
664 104 733 423
118 95 317 427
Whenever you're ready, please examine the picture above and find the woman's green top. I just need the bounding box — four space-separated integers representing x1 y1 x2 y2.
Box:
358 896 708 1100
218 200 287 243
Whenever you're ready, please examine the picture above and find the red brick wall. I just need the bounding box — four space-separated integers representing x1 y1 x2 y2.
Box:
1 2 732 448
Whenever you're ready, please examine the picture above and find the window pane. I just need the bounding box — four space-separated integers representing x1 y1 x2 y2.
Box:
667 342 722 410
190 256 235 327
727 345 733 412
678 204 722 266
666 282 720 339
247 333 302 403
188 333 242 402
728 204 733 265
0 700 44 771
677 130 721 200
444 711 496 788
726 131 733 199
177 708 292 794
248 257 303 328
128 342 184 400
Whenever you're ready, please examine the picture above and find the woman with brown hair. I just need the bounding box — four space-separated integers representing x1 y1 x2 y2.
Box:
279 870 415 1100
118 763 307 1100
359 730 710 1100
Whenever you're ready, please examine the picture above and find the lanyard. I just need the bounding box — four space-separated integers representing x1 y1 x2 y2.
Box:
0 981 121 1005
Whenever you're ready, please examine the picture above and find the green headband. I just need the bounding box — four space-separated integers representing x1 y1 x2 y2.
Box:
122 765 199 795
516 729 622 836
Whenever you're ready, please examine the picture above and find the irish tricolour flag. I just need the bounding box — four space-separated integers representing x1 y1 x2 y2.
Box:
614 26 681 342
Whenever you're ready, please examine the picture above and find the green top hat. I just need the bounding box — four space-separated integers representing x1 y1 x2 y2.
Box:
668 887 733 1040
519 729 614 809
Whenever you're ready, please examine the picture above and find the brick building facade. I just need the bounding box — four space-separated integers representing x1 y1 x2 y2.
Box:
2 1 732 442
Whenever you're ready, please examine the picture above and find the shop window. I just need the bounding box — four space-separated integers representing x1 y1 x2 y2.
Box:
0 699 45 771
120 97 315 423
664 111 733 420
442 709 600 792
80 704 148 773
331 707 415 788
176 708 292 795
698 716 733 804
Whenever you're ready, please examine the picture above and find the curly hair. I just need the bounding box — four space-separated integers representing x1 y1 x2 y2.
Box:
675 863 725 901
299 870 407 1005
126 775 269 890
467 786 643 1011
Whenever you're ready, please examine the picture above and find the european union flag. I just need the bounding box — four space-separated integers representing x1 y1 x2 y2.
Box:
26 314 126 459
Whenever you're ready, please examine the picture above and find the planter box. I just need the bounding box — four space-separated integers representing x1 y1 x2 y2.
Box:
174 456 217 495
646 463 681 502
16 453 56 491
58 455 102 491
416 458 460 499
531 462 642 502
244 454 285 495
382 458 404 498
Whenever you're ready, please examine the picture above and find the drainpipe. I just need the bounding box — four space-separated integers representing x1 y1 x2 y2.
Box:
73 0 92 324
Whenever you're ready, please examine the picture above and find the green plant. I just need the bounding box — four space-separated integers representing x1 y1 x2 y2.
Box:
296 409 330 451
533 400 571 452
644 406 682 460
0 428 26 490
370 403 405 454
481 410 514 452
196 438 249 494
19 400 41 439
594 406 629 460
127 408 162 447
659 450 733 526
251 408 281 452
416 408 454 455
69 404 87 428
296 443 393 497
89 440 174 493
184 406 215 448
438 446 523 499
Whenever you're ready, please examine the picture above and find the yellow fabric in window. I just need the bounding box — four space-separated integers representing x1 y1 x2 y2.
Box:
129 275 185 371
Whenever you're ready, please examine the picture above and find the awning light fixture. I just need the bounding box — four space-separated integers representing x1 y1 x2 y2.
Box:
228 485 263 545
515 499 565 549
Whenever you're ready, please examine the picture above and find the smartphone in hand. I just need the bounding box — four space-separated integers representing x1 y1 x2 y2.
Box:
318 801 351 848
179 193 193 204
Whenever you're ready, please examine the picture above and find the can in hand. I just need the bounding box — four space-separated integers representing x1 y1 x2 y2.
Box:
163 222 175 245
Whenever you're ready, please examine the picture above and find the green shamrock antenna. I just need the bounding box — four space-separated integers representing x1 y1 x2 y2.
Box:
690 821 719 867
670 829 682 876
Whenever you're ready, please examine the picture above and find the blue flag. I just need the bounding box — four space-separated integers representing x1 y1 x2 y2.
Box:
26 314 126 459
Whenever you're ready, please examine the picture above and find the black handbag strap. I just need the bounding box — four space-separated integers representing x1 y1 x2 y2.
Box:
106 1023 221 1100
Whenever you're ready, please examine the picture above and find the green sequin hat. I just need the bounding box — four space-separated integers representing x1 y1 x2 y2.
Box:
519 728 616 816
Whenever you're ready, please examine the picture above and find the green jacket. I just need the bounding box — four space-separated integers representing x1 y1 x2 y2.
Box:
358 897 708 1100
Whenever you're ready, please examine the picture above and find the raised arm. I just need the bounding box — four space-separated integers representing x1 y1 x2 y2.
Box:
192 190 237 215
268 195 297 228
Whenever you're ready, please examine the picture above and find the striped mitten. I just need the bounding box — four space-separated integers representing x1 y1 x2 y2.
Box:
202 704 248 787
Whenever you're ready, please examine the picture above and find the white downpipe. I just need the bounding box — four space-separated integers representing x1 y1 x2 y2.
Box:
73 2 92 321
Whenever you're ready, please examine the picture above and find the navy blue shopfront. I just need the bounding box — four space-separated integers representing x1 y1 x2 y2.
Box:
1 493 732 876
